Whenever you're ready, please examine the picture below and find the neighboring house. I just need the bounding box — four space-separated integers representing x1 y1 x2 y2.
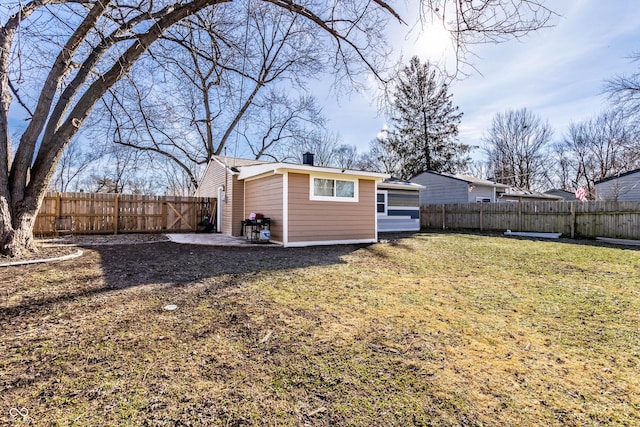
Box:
377 178 424 232
410 171 508 204
196 154 389 247
544 189 579 201
498 188 564 202
595 169 640 201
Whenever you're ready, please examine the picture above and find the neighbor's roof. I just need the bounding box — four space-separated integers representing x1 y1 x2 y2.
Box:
213 156 389 180
454 174 510 188
413 170 509 188
544 189 579 200
594 168 640 185
378 177 424 190
501 188 563 200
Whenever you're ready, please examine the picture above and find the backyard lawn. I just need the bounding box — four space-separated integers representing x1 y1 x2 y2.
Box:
1 233 639 426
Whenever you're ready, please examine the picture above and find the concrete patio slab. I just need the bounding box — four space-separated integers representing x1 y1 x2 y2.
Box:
166 233 280 247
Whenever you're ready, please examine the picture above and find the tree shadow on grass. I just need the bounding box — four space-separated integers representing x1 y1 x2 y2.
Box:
1 242 369 318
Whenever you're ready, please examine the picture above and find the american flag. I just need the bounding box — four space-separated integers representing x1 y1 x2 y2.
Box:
575 187 587 201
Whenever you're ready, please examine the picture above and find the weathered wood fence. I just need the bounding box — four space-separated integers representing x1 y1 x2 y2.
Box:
421 201 640 240
35 192 216 236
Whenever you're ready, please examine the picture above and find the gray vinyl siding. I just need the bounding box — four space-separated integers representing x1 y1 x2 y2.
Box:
195 160 243 235
596 172 640 201
196 160 225 198
411 172 469 204
377 187 420 232
469 185 495 202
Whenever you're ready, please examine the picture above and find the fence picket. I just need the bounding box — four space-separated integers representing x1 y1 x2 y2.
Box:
35 192 215 236
420 201 640 240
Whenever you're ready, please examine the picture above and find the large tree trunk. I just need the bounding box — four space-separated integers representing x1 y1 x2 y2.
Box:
0 197 39 257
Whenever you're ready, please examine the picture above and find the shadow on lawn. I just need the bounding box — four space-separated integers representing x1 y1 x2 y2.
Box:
1 242 368 317
96 242 369 286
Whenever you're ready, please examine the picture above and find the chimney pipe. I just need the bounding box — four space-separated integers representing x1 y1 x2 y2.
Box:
302 152 315 166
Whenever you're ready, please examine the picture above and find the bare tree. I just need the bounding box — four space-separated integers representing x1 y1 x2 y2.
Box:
605 52 640 116
420 0 555 75
331 144 359 170
358 131 404 176
244 92 325 160
551 141 574 191
463 160 493 181
483 108 553 190
50 138 102 192
97 3 328 190
161 160 201 196
82 145 153 194
556 110 640 198
293 130 342 167
1 0 555 256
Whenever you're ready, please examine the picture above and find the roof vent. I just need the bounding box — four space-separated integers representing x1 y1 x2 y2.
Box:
302 152 315 166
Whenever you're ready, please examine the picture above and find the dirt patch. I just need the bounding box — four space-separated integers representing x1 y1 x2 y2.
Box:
40 233 170 246
1 234 170 266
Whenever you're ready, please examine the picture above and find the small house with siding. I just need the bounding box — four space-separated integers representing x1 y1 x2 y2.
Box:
595 169 640 201
410 171 508 204
377 178 423 232
196 154 389 247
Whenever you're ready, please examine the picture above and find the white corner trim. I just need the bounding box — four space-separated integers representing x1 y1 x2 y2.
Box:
282 172 289 246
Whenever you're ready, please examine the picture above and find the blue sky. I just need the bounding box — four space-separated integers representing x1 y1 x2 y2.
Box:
317 0 640 161
5 1 639 166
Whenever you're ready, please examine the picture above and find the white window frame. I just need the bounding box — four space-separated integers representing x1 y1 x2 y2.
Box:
376 190 388 215
476 197 492 203
309 174 359 202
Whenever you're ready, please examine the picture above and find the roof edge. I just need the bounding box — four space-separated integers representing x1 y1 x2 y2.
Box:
594 168 640 185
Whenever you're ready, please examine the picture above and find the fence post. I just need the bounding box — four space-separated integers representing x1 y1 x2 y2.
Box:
161 196 167 231
113 194 119 235
570 202 575 239
479 203 484 232
56 192 62 218
518 202 523 231
442 205 446 230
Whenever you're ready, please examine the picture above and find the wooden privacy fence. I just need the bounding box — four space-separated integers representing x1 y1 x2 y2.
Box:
35 192 216 236
421 201 640 240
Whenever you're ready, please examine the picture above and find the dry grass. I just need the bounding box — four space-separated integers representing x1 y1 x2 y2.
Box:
1 233 639 426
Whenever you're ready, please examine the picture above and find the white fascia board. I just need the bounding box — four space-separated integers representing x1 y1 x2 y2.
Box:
238 162 390 181
377 182 425 190
212 156 240 175
236 163 279 180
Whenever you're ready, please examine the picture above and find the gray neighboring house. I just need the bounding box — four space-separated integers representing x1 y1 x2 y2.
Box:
595 169 640 201
377 178 424 232
410 171 508 204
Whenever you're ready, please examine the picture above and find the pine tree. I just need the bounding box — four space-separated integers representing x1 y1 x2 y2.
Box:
388 57 468 179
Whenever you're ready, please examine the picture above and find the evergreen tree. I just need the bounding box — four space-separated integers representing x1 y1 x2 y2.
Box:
388 57 468 179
